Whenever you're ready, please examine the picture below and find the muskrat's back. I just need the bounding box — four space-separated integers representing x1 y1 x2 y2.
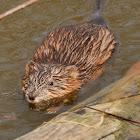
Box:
34 23 115 66
22 0 117 111
34 23 116 82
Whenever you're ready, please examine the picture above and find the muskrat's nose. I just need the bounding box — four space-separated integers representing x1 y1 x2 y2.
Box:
28 95 36 101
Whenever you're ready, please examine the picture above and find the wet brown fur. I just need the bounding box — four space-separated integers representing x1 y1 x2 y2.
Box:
22 0 117 111
33 23 116 82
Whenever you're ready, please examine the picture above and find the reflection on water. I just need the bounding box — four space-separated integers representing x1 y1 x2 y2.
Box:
0 0 139 139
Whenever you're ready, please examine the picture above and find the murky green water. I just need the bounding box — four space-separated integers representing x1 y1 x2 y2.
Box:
0 0 139 139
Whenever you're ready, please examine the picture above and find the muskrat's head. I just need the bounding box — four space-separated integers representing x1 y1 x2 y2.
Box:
22 61 81 105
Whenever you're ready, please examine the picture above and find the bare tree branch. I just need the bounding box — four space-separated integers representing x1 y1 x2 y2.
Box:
0 0 39 20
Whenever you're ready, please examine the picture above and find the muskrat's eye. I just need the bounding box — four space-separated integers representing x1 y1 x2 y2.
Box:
49 82 53 86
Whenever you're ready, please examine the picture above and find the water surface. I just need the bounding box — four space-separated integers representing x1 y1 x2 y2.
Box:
0 0 139 139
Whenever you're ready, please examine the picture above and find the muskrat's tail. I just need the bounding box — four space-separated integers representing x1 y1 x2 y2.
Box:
91 0 107 27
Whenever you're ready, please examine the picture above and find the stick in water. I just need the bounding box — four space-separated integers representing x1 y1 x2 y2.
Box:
85 105 140 125
0 0 39 20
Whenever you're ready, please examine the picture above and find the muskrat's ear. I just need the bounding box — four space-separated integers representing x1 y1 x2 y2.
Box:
25 61 39 75
65 65 79 78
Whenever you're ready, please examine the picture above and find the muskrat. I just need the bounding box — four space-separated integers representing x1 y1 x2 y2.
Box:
22 0 117 111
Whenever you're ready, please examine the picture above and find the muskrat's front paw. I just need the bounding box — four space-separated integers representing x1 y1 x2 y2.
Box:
47 106 61 114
